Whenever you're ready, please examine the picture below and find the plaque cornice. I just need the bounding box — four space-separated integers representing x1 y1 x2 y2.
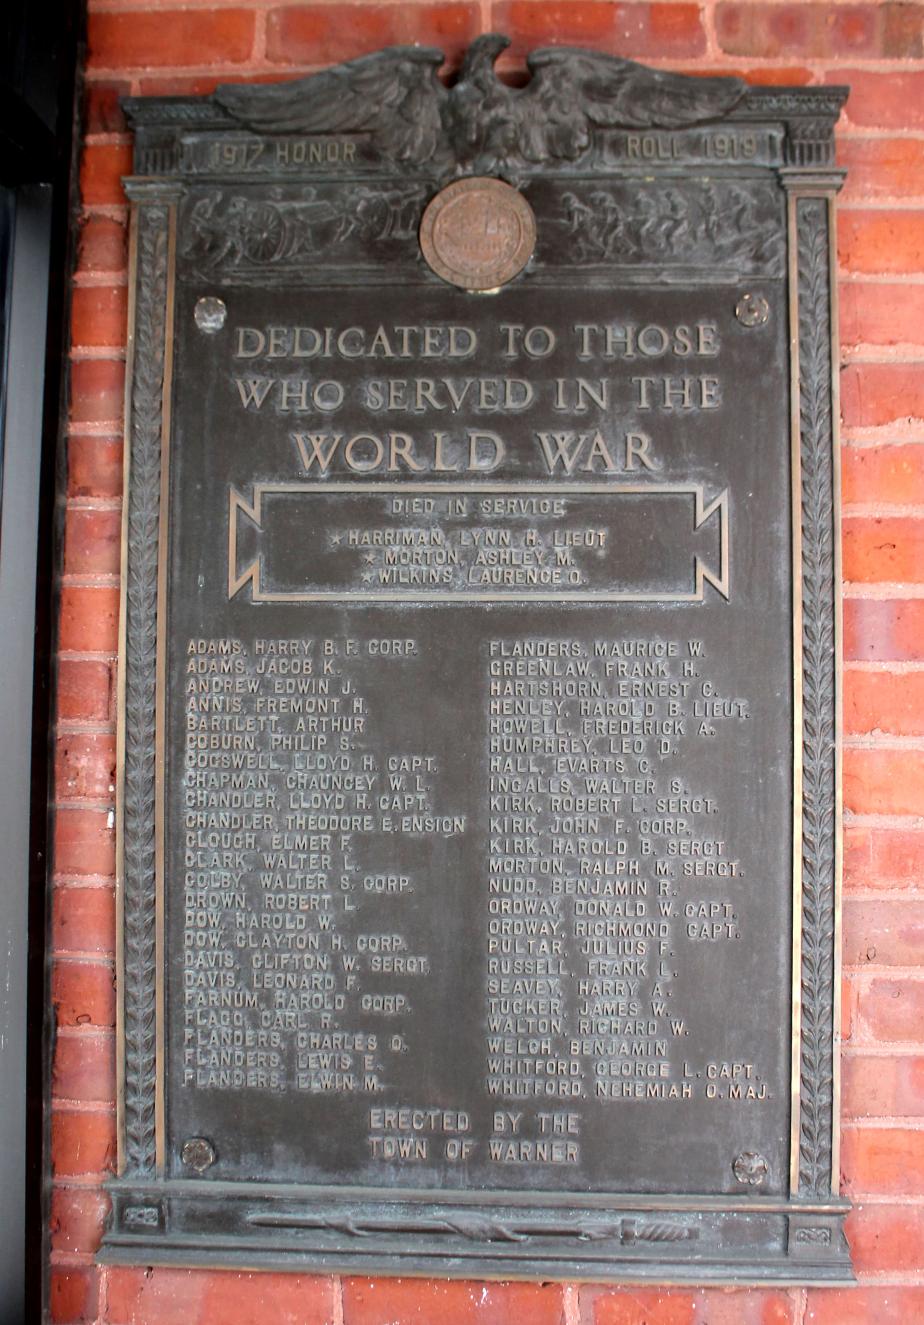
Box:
739 86 849 120
122 37 845 180
122 178 187 204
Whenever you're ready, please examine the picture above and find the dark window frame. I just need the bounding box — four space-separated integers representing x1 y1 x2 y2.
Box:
0 3 84 1320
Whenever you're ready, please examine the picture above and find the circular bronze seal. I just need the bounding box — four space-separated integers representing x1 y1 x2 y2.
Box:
419 177 536 292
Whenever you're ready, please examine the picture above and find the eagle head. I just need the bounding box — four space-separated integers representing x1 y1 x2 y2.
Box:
460 33 511 82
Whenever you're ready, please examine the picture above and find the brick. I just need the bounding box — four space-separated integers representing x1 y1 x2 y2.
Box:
57 659 113 723
64 507 121 578
844 749 924 816
51 1107 116 1178
830 69 924 130
54 811 116 882
107 1267 334 1325
844 898 924 966
857 978 924 1042
490 1 622 50
52 960 116 1028
648 4 709 54
806 1287 924 1322
845 598 924 662
89 12 256 71
831 6 885 57
49 1265 99 1324
841 363 924 429
840 211 924 275
841 1124 924 1194
844 826 877 890
692 1292 796 1325
68 435 123 500
843 1052 924 1115
839 137 924 203
716 4 880 59
845 668 924 736
84 81 130 135
49 1185 110 1255
51 884 116 955
137 74 229 98
493 3 706 59
843 443 924 504
69 358 125 427
589 1291 697 1325
343 1279 564 1325
739 67 813 87
71 284 128 349
845 1202 924 1272
59 587 120 653
845 826 924 888
76 216 127 275
80 142 133 208
56 732 116 801
842 281 924 347
587 1287 796 1324
266 5 480 68
883 3 924 57
843 516 924 582
136 72 298 98
52 1032 115 1103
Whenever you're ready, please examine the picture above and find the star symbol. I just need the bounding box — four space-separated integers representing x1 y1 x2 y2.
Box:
329 532 342 546
362 552 376 564
361 571 374 583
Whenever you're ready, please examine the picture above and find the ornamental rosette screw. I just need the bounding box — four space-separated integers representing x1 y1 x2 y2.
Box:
733 1151 769 1186
735 293 770 327
194 296 227 333
181 1136 217 1173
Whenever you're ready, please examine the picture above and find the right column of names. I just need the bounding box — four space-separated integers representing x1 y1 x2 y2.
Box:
483 631 770 1118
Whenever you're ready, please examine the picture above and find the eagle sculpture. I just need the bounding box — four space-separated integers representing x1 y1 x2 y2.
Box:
214 34 746 176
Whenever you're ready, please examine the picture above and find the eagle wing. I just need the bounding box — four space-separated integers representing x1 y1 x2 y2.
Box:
517 47 746 162
214 47 448 164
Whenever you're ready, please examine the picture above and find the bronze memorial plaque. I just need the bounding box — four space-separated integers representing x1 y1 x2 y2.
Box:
105 37 852 1281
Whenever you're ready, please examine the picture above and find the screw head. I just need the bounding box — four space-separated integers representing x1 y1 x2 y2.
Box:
733 1151 769 1186
194 296 227 333
181 1136 216 1173
735 292 770 327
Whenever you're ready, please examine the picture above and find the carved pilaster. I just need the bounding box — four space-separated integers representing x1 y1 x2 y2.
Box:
793 196 838 1197
119 199 171 1175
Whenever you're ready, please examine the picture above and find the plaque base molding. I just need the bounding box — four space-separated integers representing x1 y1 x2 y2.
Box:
102 1180 852 1283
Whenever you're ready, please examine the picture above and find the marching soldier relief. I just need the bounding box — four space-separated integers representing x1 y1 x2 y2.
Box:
106 38 853 1280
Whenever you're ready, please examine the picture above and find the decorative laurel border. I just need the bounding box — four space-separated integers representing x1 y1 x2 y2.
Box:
795 196 837 1196
121 203 169 1174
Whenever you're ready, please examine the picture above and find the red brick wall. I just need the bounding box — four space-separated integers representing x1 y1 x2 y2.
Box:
51 1 924 1322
